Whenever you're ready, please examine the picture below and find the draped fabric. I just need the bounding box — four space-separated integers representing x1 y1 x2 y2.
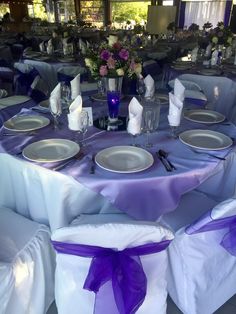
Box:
184 1 226 28
224 0 233 26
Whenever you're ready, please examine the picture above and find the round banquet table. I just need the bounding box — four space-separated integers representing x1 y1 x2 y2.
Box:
0 97 236 231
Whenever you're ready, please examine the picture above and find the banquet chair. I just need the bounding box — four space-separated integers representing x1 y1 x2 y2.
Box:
168 78 207 107
28 75 49 103
57 65 87 85
52 213 174 314
0 66 14 96
13 62 39 95
160 193 236 314
0 206 55 314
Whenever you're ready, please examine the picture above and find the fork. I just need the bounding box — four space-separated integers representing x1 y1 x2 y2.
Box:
191 149 226 161
90 154 96 174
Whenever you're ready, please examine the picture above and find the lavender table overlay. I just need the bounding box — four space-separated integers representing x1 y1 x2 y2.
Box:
0 99 236 230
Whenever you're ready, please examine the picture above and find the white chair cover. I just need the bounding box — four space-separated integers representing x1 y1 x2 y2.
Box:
52 213 174 314
160 193 236 314
14 62 35 74
57 65 87 78
0 207 55 314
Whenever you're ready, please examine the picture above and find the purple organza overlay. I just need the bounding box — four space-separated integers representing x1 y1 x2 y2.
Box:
52 239 171 314
186 213 236 256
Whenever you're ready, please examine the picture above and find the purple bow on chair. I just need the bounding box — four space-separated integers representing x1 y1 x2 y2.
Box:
186 214 236 256
52 239 171 314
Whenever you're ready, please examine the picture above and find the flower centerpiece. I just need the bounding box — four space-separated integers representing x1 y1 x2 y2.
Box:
85 36 142 121
84 36 142 81
210 22 233 47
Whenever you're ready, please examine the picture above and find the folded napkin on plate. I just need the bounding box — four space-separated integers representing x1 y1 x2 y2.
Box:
174 78 185 103
144 74 155 98
204 44 212 57
67 95 83 130
168 92 183 126
70 74 81 100
50 83 61 114
211 49 218 66
127 97 143 135
191 47 199 62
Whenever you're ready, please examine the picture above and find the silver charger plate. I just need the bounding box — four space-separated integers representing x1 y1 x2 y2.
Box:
23 139 80 162
91 93 107 102
0 95 31 106
4 115 50 132
95 146 154 173
156 94 169 105
179 129 233 150
38 99 49 109
184 110 225 124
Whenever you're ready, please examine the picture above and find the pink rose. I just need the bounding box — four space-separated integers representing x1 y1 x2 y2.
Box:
107 56 116 69
99 65 108 76
119 48 129 60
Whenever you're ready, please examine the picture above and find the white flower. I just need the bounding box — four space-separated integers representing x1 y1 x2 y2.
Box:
85 58 93 68
116 68 124 76
108 35 118 47
134 63 142 75
212 36 218 44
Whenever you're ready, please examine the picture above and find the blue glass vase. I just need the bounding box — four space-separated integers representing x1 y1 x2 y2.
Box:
104 76 123 121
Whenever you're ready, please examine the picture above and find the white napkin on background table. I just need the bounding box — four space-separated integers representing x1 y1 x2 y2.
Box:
211 50 218 66
67 95 83 130
70 74 81 100
50 83 61 115
168 92 183 126
204 44 212 58
225 46 232 59
191 47 199 62
144 74 155 98
127 97 143 135
174 78 185 102
39 41 45 52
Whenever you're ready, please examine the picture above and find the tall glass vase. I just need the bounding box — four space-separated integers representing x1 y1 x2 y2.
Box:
104 76 123 124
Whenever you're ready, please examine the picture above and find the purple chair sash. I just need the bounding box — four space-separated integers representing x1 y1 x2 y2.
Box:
52 239 171 314
186 213 236 256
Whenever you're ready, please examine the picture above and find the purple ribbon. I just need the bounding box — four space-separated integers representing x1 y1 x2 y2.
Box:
52 239 171 314
186 214 236 256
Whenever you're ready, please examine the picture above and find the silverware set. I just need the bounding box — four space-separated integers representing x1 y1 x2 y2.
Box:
157 149 177 172
52 152 85 171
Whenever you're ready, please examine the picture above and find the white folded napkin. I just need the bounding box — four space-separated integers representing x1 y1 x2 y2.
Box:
225 46 232 59
168 92 183 126
39 41 45 52
70 74 81 100
144 74 155 98
49 96 62 115
174 78 185 102
51 83 61 99
127 97 143 135
47 43 53 55
67 95 83 130
204 43 212 57
211 49 218 66
191 47 199 62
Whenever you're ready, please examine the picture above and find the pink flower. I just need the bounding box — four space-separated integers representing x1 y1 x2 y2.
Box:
107 56 116 69
99 65 108 76
100 49 111 61
119 48 129 60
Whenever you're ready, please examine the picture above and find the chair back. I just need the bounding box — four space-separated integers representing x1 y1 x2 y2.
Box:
143 60 161 79
14 62 39 95
57 65 87 85
28 75 49 103
52 213 174 314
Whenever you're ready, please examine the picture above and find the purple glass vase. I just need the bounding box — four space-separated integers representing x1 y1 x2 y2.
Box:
104 77 123 121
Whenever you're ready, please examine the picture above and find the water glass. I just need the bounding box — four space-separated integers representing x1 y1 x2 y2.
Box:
61 82 71 112
136 77 146 101
79 111 89 146
49 99 62 130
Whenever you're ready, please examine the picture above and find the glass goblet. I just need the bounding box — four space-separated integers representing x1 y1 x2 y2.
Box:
142 109 155 148
136 77 146 101
61 82 71 112
49 99 62 130
79 111 89 146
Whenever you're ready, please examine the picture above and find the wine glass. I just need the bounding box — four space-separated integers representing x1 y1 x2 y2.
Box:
79 111 89 146
49 98 62 130
142 109 155 147
127 117 141 147
136 77 146 101
61 82 71 112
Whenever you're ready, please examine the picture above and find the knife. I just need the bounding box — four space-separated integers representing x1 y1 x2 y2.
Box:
90 154 96 174
158 149 177 171
156 152 172 172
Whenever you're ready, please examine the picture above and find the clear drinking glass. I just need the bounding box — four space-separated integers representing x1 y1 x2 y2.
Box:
49 99 62 130
136 77 146 101
79 111 89 146
61 82 71 112
142 109 155 147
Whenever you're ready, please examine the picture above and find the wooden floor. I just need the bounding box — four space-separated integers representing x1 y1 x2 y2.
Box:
47 294 236 314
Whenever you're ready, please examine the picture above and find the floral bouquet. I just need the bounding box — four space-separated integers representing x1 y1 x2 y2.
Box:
210 22 233 47
84 36 142 80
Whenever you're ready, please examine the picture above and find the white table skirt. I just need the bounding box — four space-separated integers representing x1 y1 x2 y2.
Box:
1 149 236 231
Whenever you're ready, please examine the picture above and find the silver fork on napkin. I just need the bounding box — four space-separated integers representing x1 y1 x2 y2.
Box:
53 152 85 171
